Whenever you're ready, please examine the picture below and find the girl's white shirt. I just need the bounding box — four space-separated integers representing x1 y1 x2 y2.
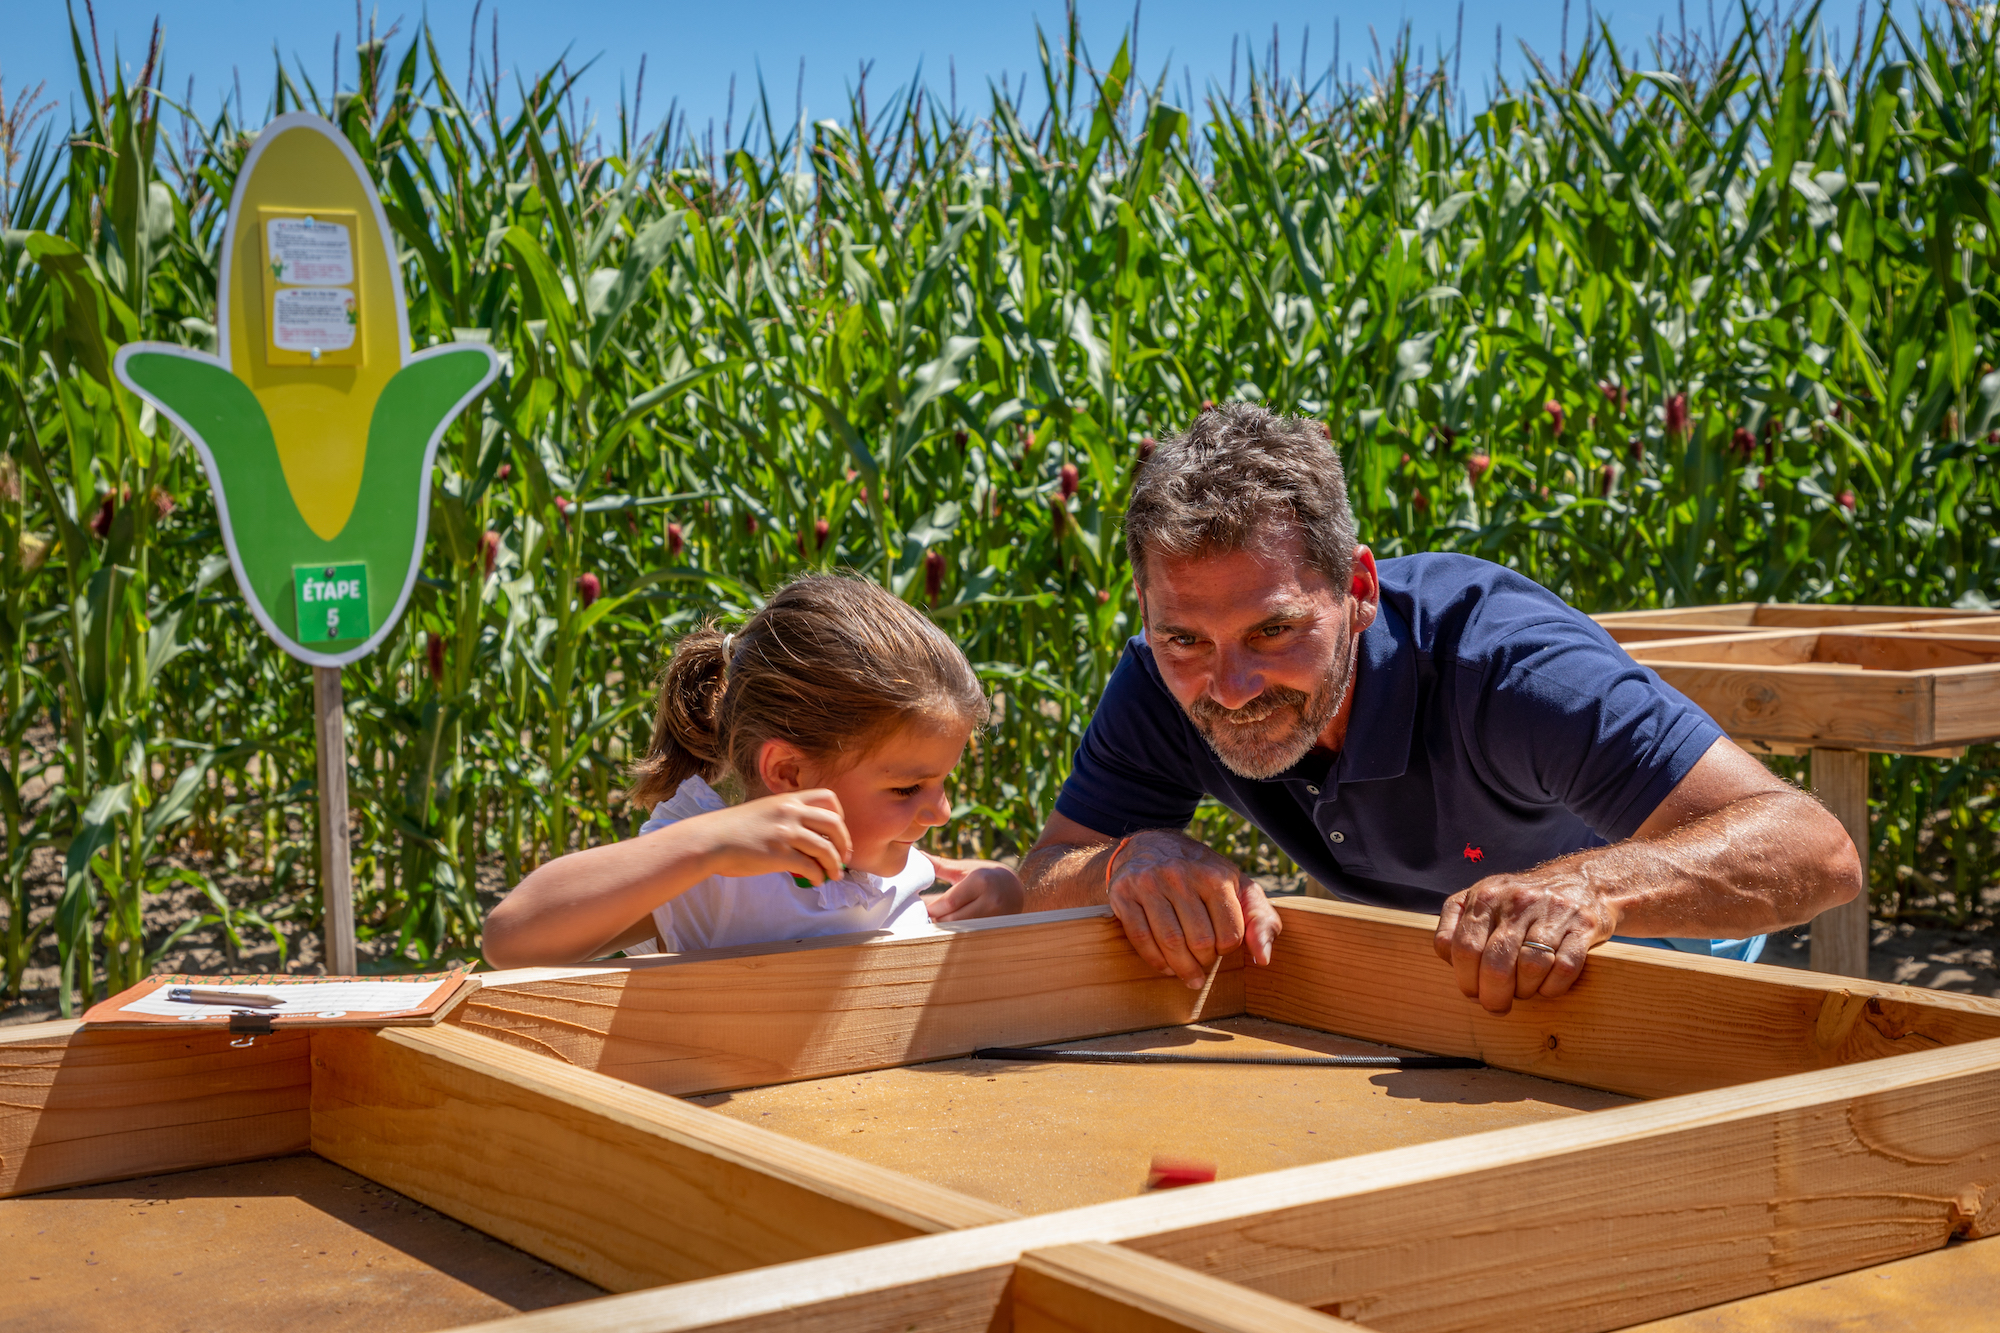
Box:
623 775 941 955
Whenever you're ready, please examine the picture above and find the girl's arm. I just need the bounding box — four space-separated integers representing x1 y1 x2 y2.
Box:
481 791 853 968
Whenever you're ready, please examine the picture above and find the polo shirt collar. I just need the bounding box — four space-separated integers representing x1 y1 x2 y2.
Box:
1260 596 1416 794
1327 596 1417 790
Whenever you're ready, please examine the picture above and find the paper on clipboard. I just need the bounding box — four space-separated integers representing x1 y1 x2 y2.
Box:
80 967 476 1029
121 976 457 1019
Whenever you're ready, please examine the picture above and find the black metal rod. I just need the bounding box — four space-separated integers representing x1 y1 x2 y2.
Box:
970 1046 1485 1070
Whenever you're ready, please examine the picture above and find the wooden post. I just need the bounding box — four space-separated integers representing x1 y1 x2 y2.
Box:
1809 748 1871 978
314 665 357 976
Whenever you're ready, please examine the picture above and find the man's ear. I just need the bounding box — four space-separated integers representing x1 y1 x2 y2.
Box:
1348 545 1381 632
756 738 814 793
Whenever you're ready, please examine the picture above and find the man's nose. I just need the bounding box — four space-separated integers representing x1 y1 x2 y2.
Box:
1208 649 1266 710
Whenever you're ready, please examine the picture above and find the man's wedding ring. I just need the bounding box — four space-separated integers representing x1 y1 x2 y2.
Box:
1521 941 1559 955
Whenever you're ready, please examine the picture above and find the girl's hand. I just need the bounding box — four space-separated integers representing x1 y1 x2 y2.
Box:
925 854 1024 920
689 790 853 884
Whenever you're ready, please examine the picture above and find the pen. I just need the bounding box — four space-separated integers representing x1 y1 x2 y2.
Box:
166 986 283 1009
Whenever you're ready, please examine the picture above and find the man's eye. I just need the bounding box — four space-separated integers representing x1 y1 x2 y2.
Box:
1259 623 1291 638
1169 634 1200 648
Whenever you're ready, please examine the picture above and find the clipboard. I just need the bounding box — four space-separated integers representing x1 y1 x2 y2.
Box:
81 967 479 1031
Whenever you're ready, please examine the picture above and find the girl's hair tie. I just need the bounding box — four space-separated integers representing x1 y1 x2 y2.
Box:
720 632 736 675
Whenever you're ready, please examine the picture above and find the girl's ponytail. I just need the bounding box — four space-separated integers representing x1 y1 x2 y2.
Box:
628 622 731 807
629 575 987 814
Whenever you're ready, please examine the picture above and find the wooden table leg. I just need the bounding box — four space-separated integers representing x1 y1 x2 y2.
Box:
1808 748 1871 978
315 665 358 976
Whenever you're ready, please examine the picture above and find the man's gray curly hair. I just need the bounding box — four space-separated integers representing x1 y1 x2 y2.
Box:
1124 402 1358 590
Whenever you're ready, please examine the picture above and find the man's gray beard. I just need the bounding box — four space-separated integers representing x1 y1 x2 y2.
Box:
1186 661 1345 780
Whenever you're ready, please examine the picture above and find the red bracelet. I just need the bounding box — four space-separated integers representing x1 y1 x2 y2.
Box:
1105 835 1135 895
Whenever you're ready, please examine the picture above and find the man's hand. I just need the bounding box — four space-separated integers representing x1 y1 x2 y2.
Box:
1432 739 1862 1015
1433 871 1621 1015
925 854 1025 920
1107 830 1281 988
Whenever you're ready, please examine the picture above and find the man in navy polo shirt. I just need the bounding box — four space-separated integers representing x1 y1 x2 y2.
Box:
1020 404 1861 1014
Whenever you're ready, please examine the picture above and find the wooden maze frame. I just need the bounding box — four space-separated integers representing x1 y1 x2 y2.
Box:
7 897 2000 1333
1593 605 2000 977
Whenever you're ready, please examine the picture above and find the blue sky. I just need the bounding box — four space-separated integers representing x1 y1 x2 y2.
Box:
8 1 1906 145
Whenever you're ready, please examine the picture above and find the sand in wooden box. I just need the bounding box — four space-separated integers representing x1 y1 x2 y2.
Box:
0 1154 598 1333
688 1016 1629 1215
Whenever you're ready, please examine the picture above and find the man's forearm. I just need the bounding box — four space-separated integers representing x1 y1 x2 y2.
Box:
1018 840 1114 912
1564 788 1860 938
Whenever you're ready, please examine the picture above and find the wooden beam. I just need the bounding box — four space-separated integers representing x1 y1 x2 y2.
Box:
426 1035 2000 1333
1618 630 1819 662
1810 748 1872 978
1593 604 1991 629
1247 899 2000 1099
310 1024 1014 1293
0 1020 311 1199
1592 603 1760 627
1639 666 1934 748
1013 1243 1366 1333
453 907 1245 1096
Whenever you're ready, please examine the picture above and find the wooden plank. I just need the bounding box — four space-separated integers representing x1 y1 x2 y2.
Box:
1594 604 1760 626
1811 633 2000 672
1635 660 1935 749
310 1024 1015 1294
1126 1035 2000 1332
453 907 1245 1096
0 1020 311 1198
1593 604 1989 629
1012 1242 1365 1333
427 1035 2000 1333
1809 749 1871 978
1930 662 2000 740
1742 604 1996 628
1246 899 2000 1099
1881 615 2000 637
1623 631 1821 665
1735 738 1967 759
1601 624 1783 644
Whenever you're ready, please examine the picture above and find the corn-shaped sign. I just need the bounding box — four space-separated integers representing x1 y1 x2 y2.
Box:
115 112 499 665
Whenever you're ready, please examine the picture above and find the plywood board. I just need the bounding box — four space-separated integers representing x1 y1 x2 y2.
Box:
452 908 1244 1097
310 1024 1013 1294
0 1154 599 1332
689 1017 1628 1215
1247 899 2000 1099
0 1020 312 1199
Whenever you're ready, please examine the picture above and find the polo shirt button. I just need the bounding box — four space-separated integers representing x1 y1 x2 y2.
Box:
1305 784 1320 796
1330 831 1345 843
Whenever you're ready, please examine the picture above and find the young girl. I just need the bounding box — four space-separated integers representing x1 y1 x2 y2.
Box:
481 575 1022 967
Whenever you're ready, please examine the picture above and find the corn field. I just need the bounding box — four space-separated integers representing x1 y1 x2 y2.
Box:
3 5 1999 1008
